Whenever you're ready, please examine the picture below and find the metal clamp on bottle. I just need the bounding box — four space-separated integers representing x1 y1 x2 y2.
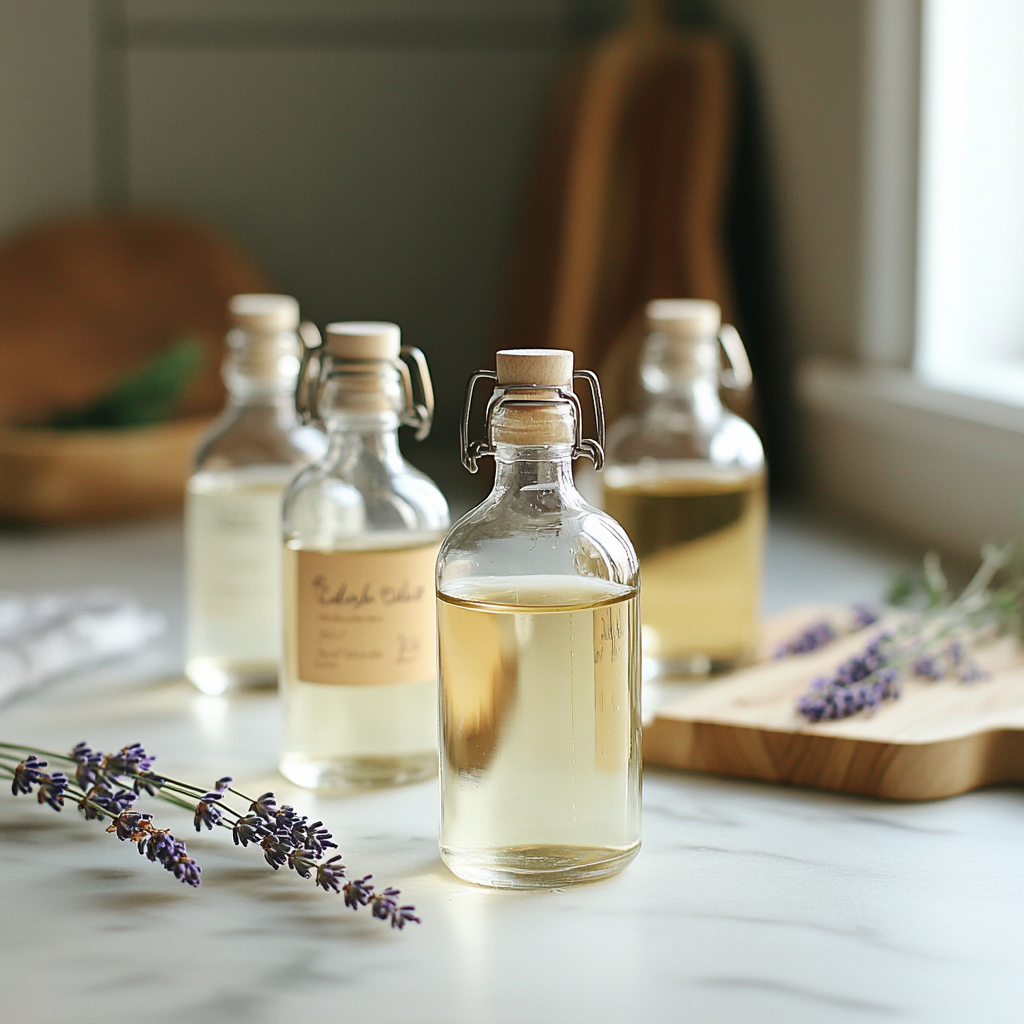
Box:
460 352 606 473
296 321 434 440
718 324 753 391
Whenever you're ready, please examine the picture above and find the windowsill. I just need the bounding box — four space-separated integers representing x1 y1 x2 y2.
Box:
795 357 1024 560
916 359 1024 412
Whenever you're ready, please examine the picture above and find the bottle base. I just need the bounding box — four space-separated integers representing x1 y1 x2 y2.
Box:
279 752 437 791
186 657 278 695
440 841 640 889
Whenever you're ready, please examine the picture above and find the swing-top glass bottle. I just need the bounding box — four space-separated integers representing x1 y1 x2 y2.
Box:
280 321 449 790
185 294 326 695
602 299 766 676
436 349 641 889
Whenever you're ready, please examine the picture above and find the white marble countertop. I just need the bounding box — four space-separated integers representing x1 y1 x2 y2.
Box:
1 511 1022 1023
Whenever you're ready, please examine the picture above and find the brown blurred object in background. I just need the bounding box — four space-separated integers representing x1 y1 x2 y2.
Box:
496 0 745 423
0 211 270 525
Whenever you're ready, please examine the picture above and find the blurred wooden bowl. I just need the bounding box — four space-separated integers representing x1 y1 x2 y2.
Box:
0 418 212 525
0 210 269 525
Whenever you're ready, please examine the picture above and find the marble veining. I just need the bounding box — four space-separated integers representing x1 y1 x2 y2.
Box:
1 514 1022 1023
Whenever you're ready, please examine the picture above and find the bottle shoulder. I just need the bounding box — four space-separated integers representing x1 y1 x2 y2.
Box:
606 407 764 471
284 451 449 547
194 406 327 471
438 489 638 591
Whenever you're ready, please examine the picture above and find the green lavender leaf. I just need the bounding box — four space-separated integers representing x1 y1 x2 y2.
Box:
48 337 204 430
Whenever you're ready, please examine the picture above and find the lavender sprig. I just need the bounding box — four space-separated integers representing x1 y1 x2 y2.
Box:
774 604 879 658
0 741 418 926
796 537 1021 722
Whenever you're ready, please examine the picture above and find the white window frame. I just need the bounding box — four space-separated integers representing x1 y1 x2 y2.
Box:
797 0 1024 559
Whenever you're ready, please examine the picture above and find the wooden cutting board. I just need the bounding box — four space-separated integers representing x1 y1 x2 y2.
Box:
644 609 1024 800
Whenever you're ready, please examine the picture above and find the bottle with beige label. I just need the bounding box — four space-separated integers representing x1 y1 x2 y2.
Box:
185 294 326 695
436 349 640 888
603 299 766 677
280 321 449 790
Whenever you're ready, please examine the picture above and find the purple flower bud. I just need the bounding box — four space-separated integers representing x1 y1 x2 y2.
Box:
71 743 104 790
343 874 374 908
913 656 943 681
231 813 267 847
10 754 47 796
193 799 223 832
249 792 277 820
35 772 68 811
260 834 292 870
302 821 338 858
105 743 155 777
287 847 317 879
107 811 153 842
852 604 879 630
316 855 348 894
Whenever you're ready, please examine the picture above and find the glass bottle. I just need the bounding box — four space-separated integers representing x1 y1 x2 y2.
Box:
602 299 766 677
437 349 641 889
280 321 449 790
185 294 326 695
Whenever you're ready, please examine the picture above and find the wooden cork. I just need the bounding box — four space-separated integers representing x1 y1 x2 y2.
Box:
496 348 573 387
492 349 576 446
325 321 401 360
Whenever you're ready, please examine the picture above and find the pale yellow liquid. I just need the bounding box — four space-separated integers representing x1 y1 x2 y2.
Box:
185 467 294 694
279 541 438 790
438 575 641 888
604 466 766 673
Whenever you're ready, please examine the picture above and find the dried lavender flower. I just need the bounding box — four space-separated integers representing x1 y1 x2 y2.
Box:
287 847 318 879
316 855 347 894
775 620 836 658
774 604 880 659
302 821 338 858
35 771 69 811
231 813 266 847
10 754 47 796
249 792 277 820
193 797 223 832
343 874 374 908
71 742 103 789
0 739 418 925
798 536 1020 722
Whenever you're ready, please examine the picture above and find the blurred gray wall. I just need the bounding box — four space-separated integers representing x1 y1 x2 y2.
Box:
0 0 866 460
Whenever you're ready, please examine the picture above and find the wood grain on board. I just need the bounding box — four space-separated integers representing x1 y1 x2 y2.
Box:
644 609 1024 800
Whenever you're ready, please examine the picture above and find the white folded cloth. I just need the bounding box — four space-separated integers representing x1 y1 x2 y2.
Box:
0 589 165 704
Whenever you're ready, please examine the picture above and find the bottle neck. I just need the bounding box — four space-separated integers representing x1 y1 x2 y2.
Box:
492 444 579 501
223 327 301 407
324 411 405 471
640 333 723 425
226 381 298 408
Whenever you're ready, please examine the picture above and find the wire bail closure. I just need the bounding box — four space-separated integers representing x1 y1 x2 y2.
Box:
460 369 605 473
295 323 434 440
718 324 753 391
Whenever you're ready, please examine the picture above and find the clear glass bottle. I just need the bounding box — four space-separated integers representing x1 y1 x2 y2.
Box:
185 294 326 695
437 349 641 889
602 299 766 677
280 322 449 790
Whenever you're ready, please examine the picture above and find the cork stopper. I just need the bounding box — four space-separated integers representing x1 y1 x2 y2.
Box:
646 299 721 338
496 349 573 387
325 322 401 360
224 295 301 384
230 294 300 332
491 349 576 447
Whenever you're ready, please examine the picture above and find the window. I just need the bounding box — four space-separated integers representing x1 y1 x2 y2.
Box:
916 0 1024 406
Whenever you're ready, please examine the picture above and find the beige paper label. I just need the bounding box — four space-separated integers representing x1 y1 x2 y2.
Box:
296 545 438 686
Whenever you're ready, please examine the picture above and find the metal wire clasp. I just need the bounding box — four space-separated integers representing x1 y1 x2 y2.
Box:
460 369 606 473
718 324 753 390
295 323 434 440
